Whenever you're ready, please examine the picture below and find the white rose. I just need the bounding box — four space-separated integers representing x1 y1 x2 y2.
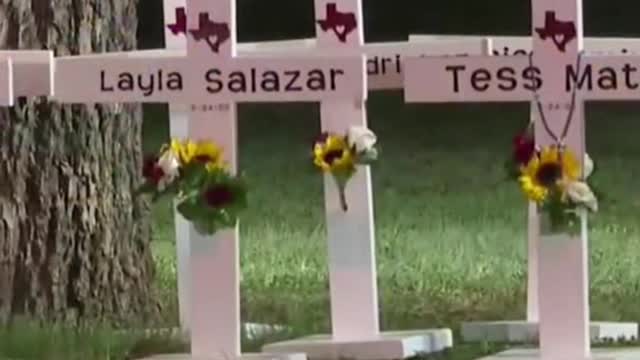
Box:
347 126 377 153
156 150 180 190
583 153 594 179
565 181 598 212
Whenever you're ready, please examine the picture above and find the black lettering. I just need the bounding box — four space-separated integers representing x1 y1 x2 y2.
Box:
205 69 223 93
117 73 134 92
251 68 257 92
285 70 302 91
330 69 344 90
138 73 154 97
261 70 280 92
228 71 247 92
523 66 542 91
597 67 617 90
496 67 517 91
566 64 592 91
100 71 114 92
622 64 638 89
445 65 466 92
167 72 183 90
395 54 401 73
471 69 491 91
367 56 379 75
381 57 393 75
307 69 326 91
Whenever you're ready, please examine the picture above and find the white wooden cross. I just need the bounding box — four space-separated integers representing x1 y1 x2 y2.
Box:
53 0 375 358
408 34 640 343
261 2 452 360
158 0 487 335
405 0 640 359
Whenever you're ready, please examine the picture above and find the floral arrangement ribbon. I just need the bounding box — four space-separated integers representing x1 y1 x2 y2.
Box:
137 139 247 235
312 126 378 211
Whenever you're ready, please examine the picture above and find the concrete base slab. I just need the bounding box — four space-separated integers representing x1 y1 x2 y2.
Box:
476 347 640 360
462 321 638 343
139 352 306 360
132 323 288 342
261 329 453 360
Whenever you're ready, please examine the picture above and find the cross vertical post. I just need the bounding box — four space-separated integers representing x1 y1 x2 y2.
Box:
182 0 242 356
162 0 192 332
315 0 379 341
531 1 590 358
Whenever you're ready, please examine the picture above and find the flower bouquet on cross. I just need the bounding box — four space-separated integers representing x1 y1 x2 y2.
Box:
312 126 378 211
137 139 247 235
507 123 600 234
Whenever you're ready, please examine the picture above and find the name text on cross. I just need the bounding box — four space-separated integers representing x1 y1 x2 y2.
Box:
99 67 348 96
443 63 640 92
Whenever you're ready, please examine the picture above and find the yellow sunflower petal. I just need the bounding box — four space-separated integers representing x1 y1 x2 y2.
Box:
560 149 581 181
312 135 354 173
522 154 540 178
170 139 185 162
519 175 547 203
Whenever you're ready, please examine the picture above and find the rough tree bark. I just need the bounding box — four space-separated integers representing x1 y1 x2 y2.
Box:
0 1 158 325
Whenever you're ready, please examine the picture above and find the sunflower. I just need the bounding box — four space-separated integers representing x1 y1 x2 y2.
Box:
313 134 355 173
171 139 224 171
518 145 581 203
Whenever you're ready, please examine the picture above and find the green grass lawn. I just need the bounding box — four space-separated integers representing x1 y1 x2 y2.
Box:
141 92 640 356
4 92 640 359
148 92 640 329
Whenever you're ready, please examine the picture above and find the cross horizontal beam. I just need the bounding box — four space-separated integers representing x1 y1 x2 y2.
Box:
0 50 51 97
404 54 640 102
53 55 365 103
410 34 640 55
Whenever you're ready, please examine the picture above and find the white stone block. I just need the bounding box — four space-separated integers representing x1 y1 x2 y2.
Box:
476 347 640 360
139 353 306 360
462 321 638 343
262 329 452 360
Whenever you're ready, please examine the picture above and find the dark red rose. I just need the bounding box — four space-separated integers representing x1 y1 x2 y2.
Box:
143 155 165 184
203 184 235 208
513 134 535 166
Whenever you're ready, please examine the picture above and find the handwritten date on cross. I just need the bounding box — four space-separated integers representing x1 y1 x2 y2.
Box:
543 102 571 111
534 11 577 53
316 3 357 43
167 7 230 53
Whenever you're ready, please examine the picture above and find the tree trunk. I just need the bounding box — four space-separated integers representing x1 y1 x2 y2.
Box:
0 0 158 325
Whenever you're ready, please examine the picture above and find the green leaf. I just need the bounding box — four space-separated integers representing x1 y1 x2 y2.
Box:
176 194 202 221
180 163 208 189
540 191 582 235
